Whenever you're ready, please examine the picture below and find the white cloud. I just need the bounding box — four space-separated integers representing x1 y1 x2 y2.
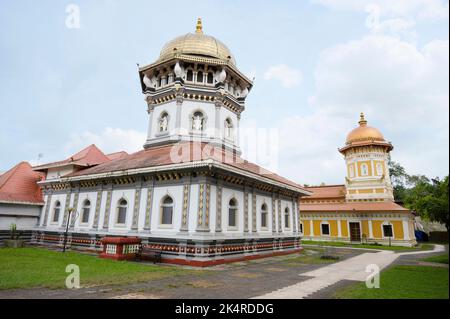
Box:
263 64 303 88
312 0 449 20
275 35 449 185
64 127 146 156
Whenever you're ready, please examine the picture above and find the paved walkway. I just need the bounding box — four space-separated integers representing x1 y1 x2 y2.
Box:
255 245 445 299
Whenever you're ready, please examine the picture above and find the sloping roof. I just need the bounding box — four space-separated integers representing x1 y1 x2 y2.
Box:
33 144 110 171
106 151 129 161
303 185 346 200
0 162 44 205
64 142 309 194
300 201 409 213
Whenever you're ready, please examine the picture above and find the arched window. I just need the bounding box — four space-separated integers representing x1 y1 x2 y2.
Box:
225 118 233 139
52 201 61 222
361 163 369 176
207 72 214 84
186 70 193 82
116 199 127 224
161 196 174 225
261 203 268 228
228 198 238 227
192 111 205 131
159 112 169 132
284 207 290 228
81 199 91 224
197 71 204 83
349 165 355 178
376 163 383 176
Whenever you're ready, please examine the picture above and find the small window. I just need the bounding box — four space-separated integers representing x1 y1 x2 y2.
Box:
361 163 369 176
207 72 214 84
228 198 238 227
117 199 127 224
161 196 174 225
225 118 233 139
321 223 330 235
376 163 383 176
383 224 393 237
300 223 304 233
261 204 268 228
192 111 205 131
53 201 61 222
159 112 169 132
81 199 91 223
284 208 290 228
186 70 193 82
197 71 204 83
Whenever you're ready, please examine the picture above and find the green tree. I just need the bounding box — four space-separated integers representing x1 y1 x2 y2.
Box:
388 158 449 231
407 176 449 231
388 157 409 203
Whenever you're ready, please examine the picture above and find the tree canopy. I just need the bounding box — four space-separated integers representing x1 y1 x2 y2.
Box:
388 157 449 231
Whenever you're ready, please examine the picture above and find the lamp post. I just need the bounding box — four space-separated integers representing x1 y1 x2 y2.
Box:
62 207 77 253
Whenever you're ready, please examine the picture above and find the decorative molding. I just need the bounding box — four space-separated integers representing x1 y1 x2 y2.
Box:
215 183 223 232
143 181 154 231
61 192 72 228
131 186 142 230
103 189 112 230
92 190 103 229
69 191 79 228
180 182 191 232
244 187 249 232
252 190 257 232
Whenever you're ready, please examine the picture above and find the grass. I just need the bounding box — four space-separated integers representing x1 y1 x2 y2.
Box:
0 247 196 290
301 240 434 252
421 253 449 264
334 265 449 299
282 248 339 266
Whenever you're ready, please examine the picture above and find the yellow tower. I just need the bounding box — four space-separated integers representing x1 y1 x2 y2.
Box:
339 113 394 202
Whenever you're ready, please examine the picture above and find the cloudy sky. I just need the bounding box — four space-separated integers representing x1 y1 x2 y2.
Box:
0 0 448 185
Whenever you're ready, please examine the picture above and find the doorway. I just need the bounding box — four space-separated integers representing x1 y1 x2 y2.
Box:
349 222 361 242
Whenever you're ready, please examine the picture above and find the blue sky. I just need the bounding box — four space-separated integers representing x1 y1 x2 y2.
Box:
0 0 448 185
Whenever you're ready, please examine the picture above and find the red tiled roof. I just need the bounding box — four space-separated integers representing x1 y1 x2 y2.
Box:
65 142 309 193
106 151 129 161
300 201 409 212
0 162 45 205
303 185 346 200
33 144 110 171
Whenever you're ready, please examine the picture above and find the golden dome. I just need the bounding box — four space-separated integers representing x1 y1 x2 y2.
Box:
158 18 236 65
345 113 386 144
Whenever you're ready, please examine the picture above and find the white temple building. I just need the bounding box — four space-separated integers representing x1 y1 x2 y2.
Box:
31 19 311 266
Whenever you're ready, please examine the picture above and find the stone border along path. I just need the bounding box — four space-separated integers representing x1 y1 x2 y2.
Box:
254 244 446 299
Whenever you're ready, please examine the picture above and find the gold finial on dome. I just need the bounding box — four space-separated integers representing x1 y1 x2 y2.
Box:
196 18 203 34
359 112 367 126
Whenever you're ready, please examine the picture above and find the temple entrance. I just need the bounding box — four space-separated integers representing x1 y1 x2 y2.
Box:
349 222 361 242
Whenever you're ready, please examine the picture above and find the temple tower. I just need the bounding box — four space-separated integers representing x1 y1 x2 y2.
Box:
138 18 253 154
339 113 395 202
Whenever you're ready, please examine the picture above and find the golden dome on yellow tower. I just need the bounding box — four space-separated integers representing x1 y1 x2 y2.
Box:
346 113 385 144
339 113 393 153
158 18 236 65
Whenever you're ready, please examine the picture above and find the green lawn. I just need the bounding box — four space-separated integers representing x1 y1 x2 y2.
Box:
301 240 433 252
0 247 194 290
421 253 449 264
283 248 338 266
334 265 449 299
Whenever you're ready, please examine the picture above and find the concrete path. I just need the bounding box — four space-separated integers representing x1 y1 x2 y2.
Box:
255 245 445 299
